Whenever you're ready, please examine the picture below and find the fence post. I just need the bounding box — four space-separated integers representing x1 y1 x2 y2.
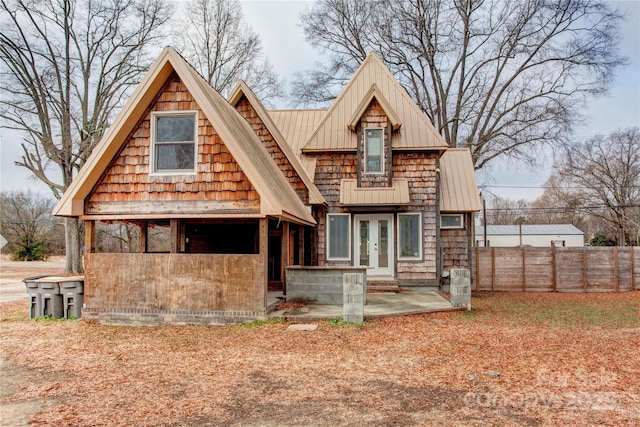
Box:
522 247 526 292
583 247 588 292
632 246 636 291
551 244 557 292
491 247 496 291
614 247 619 292
475 248 480 291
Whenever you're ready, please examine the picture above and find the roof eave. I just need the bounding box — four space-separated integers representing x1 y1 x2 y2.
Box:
53 48 178 217
228 81 327 206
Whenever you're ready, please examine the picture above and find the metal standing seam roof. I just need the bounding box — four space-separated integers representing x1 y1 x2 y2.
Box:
476 224 585 236
270 113 480 212
269 109 327 155
53 47 316 226
439 148 482 212
301 52 448 152
339 179 410 206
228 81 326 205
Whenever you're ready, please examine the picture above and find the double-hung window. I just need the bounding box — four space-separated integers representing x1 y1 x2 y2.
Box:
326 213 351 260
398 213 422 260
364 128 383 174
151 111 197 174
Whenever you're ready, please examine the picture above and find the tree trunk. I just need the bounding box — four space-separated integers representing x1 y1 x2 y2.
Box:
64 217 84 273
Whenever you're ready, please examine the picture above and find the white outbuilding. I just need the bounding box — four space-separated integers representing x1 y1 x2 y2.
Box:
475 224 585 247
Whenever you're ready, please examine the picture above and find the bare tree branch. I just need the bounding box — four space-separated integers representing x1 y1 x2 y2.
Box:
557 127 640 245
294 0 626 169
0 0 172 272
175 0 282 102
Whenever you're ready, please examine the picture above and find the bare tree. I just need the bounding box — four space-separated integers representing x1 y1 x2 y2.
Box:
557 127 640 245
96 222 141 253
529 174 588 229
0 0 172 272
0 191 58 260
485 194 531 225
296 0 625 169
177 0 282 100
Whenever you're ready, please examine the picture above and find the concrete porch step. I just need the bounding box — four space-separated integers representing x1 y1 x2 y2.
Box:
367 279 400 293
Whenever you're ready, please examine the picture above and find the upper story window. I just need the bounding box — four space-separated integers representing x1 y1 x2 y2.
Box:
364 128 383 174
151 111 197 174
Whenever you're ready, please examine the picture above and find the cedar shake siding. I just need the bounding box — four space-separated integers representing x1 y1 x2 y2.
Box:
311 153 358 266
311 150 439 283
393 152 439 283
86 74 260 215
234 96 310 204
441 212 474 271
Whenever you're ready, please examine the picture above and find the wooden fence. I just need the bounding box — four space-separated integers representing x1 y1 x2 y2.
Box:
473 247 639 292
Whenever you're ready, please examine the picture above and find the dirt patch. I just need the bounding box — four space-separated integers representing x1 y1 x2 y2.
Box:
0 357 63 427
0 259 66 303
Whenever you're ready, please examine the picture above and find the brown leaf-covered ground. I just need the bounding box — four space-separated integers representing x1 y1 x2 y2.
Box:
1 290 639 426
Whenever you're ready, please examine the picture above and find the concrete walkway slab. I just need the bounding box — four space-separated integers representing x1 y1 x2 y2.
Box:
269 288 461 321
286 324 318 331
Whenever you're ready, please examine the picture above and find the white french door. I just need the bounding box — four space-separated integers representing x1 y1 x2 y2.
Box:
354 214 394 278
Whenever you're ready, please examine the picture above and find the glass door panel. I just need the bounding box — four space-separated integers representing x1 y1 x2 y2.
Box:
378 220 388 268
358 220 370 267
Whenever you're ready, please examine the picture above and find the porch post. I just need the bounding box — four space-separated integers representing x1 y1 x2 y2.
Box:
281 221 289 294
299 226 305 266
259 218 269 303
139 222 148 253
170 219 180 253
84 220 95 253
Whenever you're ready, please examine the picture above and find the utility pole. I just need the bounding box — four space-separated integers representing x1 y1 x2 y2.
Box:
483 197 487 247
516 216 526 247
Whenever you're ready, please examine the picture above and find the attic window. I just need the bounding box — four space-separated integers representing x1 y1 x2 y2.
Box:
365 128 383 174
151 111 197 174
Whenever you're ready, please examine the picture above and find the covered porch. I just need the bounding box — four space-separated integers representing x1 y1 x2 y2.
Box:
80 215 314 324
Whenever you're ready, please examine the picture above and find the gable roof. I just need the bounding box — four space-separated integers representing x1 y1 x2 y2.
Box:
302 52 448 152
347 83 401 131
439 148 481 212
228 81 325 205
53 47 315 226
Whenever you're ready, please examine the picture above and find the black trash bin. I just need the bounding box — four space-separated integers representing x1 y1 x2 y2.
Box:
58 277 84 319
23 275 51 318
36 277 64 318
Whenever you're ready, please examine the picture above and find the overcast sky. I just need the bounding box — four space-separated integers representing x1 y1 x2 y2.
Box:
1 0 638 201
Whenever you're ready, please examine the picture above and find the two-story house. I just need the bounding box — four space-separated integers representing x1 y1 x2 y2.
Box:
54 47 480 324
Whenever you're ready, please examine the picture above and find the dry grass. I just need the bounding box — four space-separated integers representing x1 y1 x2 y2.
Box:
1 291 639 426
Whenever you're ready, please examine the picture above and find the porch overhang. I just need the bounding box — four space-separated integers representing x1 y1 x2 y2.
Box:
339 179 410 206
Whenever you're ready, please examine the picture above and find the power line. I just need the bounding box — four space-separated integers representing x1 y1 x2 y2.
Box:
485 204 640 212
480 184 640 190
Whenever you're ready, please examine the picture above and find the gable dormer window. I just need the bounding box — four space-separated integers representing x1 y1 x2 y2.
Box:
365 128 384 174
151 111 197 174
